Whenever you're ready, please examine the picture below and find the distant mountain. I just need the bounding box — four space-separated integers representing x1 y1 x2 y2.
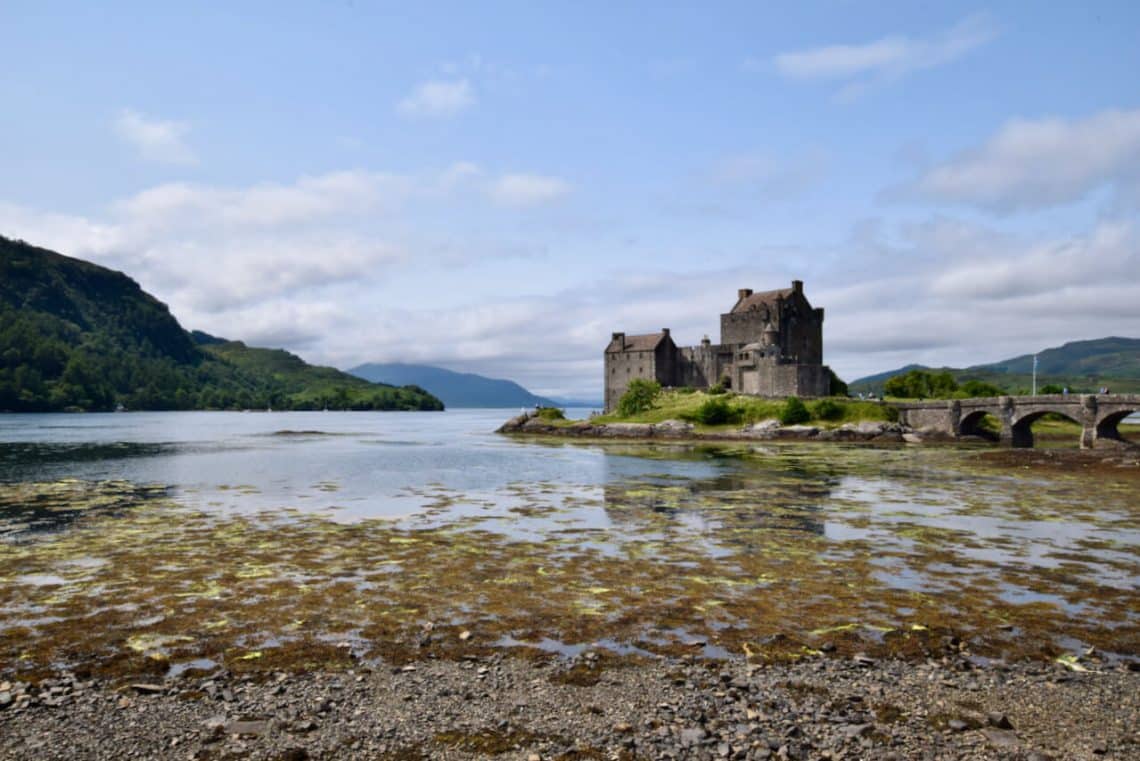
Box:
845 364 927 392
850 337 1140 395
349 362 558 408
0 235 443 412
970 337 1140 378
546 396 604 409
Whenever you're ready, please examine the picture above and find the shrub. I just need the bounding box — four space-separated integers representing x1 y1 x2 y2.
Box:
960 379 1004 397
707 383 726 395
780 396 810 425
812 398 844 421
536 406 565 421
883 369 959 399
1039 384 1064 395
616 378 661 417
677 386 697 395
691 396 742 425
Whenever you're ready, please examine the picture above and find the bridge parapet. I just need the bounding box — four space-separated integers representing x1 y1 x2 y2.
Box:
894 394 1139 449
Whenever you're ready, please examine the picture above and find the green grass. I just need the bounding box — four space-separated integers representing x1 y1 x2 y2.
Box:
589 390 896 429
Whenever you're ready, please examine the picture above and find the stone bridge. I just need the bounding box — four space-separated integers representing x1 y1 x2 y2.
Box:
895 394 1140 448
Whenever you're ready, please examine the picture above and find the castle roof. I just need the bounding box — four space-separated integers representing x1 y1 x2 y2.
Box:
731 287 794 314
605 331 670 353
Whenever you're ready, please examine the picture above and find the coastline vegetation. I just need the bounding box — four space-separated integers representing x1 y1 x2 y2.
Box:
590 388 897 429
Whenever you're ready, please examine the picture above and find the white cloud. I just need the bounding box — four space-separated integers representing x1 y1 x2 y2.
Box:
772 14 996 100
929 220 1137 300
115 170 410 232
0 163 583 390
818 217 1140 380
396 79 476 118
113 109 198 165
905 108 1140 212
488 174 571 207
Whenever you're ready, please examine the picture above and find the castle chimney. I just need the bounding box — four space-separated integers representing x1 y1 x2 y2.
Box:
792 280 803 293
662 328 670 337
612 332 625 347
738 288 753 300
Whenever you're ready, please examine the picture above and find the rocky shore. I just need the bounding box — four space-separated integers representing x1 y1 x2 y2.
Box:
497 412 922 444
2 650 1136 760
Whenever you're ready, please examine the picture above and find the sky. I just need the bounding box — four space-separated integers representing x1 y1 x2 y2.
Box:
2 1 1139 398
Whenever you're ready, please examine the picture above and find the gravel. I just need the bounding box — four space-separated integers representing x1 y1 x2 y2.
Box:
2 651 1137 760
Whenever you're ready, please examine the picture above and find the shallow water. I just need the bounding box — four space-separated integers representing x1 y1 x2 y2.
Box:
0 410 1136 679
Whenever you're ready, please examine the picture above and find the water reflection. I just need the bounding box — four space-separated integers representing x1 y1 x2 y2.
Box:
0 411 1137 679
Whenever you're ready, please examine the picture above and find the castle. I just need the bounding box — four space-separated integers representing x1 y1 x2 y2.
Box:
604 280 833 411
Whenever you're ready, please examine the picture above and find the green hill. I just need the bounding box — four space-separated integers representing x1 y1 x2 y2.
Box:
851 337 1140 396
0 235 443 412
201 338 442 411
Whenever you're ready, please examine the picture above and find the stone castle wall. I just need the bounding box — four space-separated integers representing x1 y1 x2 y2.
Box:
604 283 830 411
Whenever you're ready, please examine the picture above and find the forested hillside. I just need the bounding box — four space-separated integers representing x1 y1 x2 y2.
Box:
851 337 1140 396
0 236 443 412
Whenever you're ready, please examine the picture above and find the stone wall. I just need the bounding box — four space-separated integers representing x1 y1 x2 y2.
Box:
604 348 658 412
737 362 829 397
676 344 731 389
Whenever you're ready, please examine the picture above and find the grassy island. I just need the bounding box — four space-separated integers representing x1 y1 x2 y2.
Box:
580 383 897 432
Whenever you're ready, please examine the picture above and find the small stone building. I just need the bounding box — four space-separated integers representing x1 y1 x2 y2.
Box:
604 280 832 411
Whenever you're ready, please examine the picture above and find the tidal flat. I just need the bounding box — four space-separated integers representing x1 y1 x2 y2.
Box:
0 411 1137 759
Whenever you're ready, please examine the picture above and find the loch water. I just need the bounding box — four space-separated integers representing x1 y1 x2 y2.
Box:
0 410 1137 676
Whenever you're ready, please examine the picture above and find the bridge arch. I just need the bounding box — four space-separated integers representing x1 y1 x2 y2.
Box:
958 409 1000 441
1095 407 1138 445
1008 409 1083 449
895 394 1139 449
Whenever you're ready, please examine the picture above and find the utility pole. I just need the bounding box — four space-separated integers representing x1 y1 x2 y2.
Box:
1032 354 1038 396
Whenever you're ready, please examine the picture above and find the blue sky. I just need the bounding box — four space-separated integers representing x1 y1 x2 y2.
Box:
2 2 1139 397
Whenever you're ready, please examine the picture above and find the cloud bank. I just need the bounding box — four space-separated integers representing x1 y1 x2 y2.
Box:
905 108 1140 212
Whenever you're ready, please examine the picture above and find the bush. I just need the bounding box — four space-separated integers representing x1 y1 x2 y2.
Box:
812 398 843 421
616 378 661 417
707 383 726 395
780 396 810 425
691 396 742 425
536 406 565 421
1039 384 1064 395
677 386 697 395
960 379 1005 397
883 369 959 399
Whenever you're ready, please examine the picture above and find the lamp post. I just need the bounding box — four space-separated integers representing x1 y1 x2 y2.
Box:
1032 354 1038 396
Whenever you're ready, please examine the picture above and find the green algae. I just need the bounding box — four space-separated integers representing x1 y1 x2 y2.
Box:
0 449 1137 683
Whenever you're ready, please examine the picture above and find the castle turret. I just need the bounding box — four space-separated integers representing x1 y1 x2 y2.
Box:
761 322 778 347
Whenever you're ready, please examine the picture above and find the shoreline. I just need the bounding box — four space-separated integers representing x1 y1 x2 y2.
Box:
497 412 1140 470
497 411 921 444
2 650 1135 760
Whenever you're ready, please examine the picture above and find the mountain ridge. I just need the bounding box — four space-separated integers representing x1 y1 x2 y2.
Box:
850 337 1140 395
349 362 559 408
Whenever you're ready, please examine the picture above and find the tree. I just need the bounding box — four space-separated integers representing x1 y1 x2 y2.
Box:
883 369 959 399
617 378 661 416
780 396 810 425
